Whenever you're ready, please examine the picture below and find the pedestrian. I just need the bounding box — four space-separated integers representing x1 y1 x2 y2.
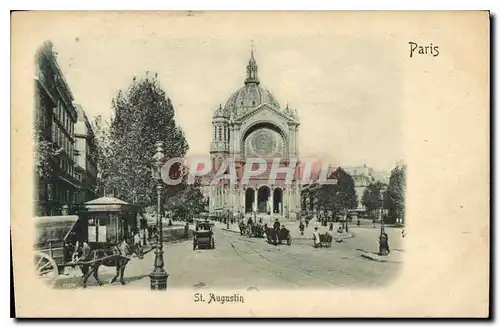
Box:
63 232 77 275
312 227 320 248
72 238 91 275
299 221 305 236
379 228 390 256
133 230 142 248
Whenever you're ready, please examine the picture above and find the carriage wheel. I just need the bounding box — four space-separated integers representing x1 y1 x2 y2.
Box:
34 251 58 286
287 237 292 246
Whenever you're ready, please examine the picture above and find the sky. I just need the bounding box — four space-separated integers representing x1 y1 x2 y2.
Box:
47 13 404 173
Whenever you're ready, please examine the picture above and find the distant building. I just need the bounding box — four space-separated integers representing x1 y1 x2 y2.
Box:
300 164 389 213
35 41 80 216
74 104 100 204
344 164 390 210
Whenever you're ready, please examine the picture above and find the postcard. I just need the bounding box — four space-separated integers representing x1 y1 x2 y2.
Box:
11 11 490 318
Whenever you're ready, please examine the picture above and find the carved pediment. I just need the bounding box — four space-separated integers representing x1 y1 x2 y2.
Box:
234 103 298 125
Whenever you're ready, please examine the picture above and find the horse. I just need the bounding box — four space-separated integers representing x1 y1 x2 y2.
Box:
264 224 278 245
73 238 144 288
238 221 247 236
277 227 292 245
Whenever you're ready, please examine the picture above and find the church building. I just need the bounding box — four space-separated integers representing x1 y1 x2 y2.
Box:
208 49 301 221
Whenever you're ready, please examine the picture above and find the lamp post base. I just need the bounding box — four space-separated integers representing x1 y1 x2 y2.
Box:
150 267 169 291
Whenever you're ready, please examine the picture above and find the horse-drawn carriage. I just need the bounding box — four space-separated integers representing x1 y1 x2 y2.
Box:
34 215 83 285
240 221 265 238
34 214 143 288
264 224 292 246
193 220 215 250
316 232 333 248
34 197 147 288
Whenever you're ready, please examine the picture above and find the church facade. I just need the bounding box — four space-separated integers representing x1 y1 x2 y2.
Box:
208 50 301 220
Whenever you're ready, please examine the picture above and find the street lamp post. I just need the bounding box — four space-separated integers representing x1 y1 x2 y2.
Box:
149 141 169 291
344 209 349 233
379 189 385 235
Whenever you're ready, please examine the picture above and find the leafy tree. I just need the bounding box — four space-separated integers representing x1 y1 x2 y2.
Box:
182 177 206 217
97 74 189 206
91 115 113 195
316 176 336 216
385 164 406 224
333 167 358 214
163 175 206 220
34 133 57 179
315 168 357 220
362 181 386 218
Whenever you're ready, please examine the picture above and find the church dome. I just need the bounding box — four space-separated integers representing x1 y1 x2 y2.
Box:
215 49 280 119
225 83 279 115
212 104 229 119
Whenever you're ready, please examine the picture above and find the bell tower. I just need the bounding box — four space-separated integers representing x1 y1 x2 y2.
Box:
209 104 230 213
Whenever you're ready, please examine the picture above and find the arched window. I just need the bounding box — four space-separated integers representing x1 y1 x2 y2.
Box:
218 126 222 141
223 126 227 142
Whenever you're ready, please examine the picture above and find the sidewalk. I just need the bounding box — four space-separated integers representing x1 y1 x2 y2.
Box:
356 248 404 263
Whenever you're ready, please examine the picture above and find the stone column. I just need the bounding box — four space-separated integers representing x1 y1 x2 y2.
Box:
289 125 295 157
295 126 299 158
240 187 245 213
209 185 214 213
253 188 258 213
294 186 298 212
270 186 274 217
229 125 234 153
234 124 241 158
289 188 292 216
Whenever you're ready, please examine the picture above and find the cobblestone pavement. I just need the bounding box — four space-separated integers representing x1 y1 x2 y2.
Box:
53 223 404 290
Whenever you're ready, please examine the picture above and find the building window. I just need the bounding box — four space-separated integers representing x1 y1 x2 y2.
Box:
223 127 227 142
218 126 222 141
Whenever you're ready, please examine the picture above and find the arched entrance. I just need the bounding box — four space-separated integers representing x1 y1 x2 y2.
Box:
257 186 270 213
273 188 283 214
245 188 254 213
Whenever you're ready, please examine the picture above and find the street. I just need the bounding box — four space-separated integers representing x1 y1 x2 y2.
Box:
53 222 404 290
